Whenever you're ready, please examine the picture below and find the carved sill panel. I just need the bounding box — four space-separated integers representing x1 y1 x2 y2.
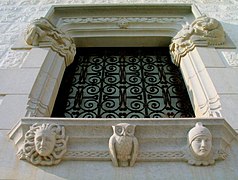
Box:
9 118 236 166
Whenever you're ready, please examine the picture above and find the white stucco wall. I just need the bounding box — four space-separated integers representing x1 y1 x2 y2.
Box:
0 0 238 179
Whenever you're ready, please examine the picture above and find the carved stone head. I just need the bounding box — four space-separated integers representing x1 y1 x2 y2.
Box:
34 125 56 156
188 122 212 158
19 123 68 165
25 17 52 46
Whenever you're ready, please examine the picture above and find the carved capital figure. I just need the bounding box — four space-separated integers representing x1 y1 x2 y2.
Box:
170 15 226 66
109 123 138 167
185 122 214 166
18 123 68 166
24 17 76 65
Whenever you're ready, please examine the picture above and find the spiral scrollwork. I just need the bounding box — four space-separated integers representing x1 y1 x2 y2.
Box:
52 48 194 118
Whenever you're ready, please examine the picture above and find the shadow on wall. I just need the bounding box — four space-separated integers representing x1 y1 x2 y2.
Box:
222 22 238 48
34 158 238 180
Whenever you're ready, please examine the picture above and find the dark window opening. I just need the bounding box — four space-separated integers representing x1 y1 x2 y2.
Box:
52 47 194 118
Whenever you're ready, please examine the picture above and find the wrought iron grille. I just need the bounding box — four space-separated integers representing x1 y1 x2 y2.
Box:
52 48 194 118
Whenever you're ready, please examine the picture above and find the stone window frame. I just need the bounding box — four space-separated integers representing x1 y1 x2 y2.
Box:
12 4 234 118
8 4 237 166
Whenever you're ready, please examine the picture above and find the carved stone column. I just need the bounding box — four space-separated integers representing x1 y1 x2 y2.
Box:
170 15 226 117
23 17 76 117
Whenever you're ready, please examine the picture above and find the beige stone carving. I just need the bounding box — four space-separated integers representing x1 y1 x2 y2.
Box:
222 50 238 67
109 123 138 167
191 16 225 45
9 118 233 166
24 17 76 66
186 122 215 166
170 15 226 66
60 17 184 25
18 123 68 166
0 50 28 68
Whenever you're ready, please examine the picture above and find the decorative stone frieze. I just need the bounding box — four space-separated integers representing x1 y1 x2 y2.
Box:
60 17 184 25
9 118 236 167
17 123 68 166
24 17 76 66
59 17 184 30
170 15 226 66
109 123 138 167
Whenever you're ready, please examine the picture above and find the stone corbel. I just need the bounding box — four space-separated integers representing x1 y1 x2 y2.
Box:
170 15 226 66
24 17 76 66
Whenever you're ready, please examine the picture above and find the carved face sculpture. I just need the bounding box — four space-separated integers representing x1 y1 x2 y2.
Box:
191 135 212 158
34 129 56 156
188 122 212 158
115 123 135 136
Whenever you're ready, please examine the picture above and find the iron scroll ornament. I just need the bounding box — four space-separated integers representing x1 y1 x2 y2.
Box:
52 48 194 118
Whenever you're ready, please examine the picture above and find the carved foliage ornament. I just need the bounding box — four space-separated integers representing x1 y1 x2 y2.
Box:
170 15 226 66
109 123 139 167
18 123 68 166
24 17 76 65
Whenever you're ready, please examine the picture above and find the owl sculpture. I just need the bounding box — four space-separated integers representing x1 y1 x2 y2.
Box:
109 123 139 167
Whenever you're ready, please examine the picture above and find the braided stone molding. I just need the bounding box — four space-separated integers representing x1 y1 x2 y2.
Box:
63 149 227 164
63 151 185 161
138 151 185 161
24 17 76 66
170 15 226 66
64 151 110 160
